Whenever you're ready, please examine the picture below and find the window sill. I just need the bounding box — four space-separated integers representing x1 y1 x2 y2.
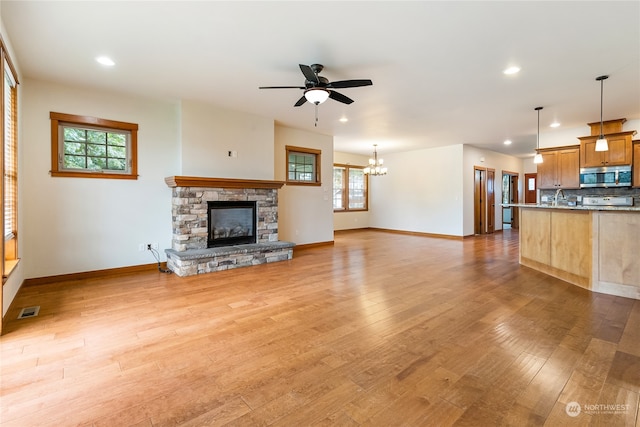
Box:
3 258 20 283
286 181 322 187
50 171 138 180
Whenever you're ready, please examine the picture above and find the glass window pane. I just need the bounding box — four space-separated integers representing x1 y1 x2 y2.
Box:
87 143 107 157
87 130 106 143
107 158 126 170
107 145 126 158
64 141 85 155
88 157 106 169
288 151 316 182
349 169 366 209
333 167 345 209
64 155 86 169
108 133 126 146
64 127 86 142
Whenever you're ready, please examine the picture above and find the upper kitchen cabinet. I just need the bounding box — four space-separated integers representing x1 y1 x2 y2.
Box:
578 119 636 167
537 146 580 189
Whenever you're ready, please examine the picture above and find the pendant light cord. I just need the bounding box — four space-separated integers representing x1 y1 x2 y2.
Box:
599 77 604 138
537 109 540 150
596 75 609 139
535 106 543 152
315 104 318 127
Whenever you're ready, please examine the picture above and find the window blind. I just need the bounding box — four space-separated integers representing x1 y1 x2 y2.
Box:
4 67 17 240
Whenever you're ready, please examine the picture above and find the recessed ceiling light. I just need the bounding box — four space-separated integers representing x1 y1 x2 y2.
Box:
96 56 115 66
503 66 520 75
339 117 348 123
504 140 512 145
550 122 560 128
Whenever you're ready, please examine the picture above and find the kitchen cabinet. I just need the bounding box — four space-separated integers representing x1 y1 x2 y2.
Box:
518 207 640 300
578 131 635 167
519 208 591 288
634 141 640 187
537 146 580 189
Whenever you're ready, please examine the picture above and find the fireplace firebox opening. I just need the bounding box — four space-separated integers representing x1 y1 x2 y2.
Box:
207 201 257 247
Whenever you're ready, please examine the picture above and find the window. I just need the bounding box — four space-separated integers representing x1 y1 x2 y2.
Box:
333 164 368 211
2 40 19 276
286 145 321 186
50 112 138 179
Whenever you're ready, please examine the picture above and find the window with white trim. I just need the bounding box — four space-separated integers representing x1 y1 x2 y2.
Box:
50 112 138 179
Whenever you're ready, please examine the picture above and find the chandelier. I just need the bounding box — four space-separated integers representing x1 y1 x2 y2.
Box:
364 144 387 175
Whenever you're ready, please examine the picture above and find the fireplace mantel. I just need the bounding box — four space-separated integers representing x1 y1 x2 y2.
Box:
165 176 285 189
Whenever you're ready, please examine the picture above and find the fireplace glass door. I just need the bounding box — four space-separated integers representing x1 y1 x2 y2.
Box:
207 201 257 247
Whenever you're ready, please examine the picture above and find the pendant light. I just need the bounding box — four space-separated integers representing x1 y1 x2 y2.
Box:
595 75 609 152
533 107 544 164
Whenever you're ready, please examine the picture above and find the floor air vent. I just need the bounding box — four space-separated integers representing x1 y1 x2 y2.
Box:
17 306 40 319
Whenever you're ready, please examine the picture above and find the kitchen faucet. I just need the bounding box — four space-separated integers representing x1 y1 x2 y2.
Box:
554 188 565 206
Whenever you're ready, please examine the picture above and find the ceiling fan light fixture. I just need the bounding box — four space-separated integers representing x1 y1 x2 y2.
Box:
304 88 329 105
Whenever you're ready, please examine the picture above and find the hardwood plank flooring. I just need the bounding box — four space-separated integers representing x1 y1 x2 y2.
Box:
1 229 639 426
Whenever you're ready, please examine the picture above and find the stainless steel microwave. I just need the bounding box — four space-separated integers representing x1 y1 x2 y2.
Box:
579 165 632 188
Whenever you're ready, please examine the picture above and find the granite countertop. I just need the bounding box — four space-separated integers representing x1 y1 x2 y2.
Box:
502 203 640 212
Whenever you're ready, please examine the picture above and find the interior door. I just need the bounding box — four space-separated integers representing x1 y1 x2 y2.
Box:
524 173 537 204
487 169 495 234
510 174 519 229
474 167 486 235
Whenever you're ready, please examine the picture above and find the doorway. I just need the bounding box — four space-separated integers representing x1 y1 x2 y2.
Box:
474 166 495 234
502 171 519 230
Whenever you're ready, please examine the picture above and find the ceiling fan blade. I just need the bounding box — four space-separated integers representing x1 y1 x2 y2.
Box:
294 96 307 107
259 86 305 89
299 64 319 85
327 79 373 89
329 91 354 105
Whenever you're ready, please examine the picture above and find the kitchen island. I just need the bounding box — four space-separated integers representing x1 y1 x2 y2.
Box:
506 203 640 300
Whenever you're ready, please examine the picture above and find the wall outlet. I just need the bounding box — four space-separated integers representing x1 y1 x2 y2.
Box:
138 243 145 252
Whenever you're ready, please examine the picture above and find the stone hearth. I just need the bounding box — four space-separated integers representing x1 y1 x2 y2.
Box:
164 176 294 277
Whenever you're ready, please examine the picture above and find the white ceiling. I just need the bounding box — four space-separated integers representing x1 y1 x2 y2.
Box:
2 1 639 158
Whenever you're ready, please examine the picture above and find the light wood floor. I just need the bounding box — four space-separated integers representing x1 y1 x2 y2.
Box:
1 229 639 426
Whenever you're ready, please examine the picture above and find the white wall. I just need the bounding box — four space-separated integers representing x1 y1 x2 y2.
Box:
274 125 334 245
180 99 274 179
333 151 370 230
21 79 180 279
369 144 465 236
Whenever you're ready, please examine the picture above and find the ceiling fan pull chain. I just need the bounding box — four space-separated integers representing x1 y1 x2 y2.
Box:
315 104 319 127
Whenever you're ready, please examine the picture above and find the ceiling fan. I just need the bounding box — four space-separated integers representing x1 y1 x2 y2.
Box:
259 64 373 107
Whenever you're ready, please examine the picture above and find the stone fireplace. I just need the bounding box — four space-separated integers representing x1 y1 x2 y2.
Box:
164 176 294 277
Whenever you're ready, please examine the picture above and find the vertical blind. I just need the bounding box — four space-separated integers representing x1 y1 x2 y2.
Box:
4 65 17 240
